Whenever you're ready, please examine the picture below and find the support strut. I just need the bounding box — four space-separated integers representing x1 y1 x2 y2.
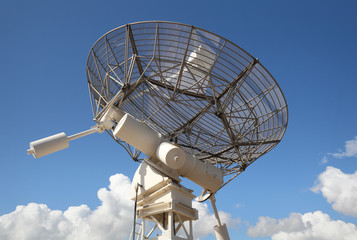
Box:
210 195 230 240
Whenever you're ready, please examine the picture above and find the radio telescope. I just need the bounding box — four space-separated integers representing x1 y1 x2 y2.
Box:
27 21 288 240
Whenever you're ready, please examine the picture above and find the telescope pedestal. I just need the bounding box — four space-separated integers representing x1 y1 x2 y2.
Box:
131 161 197 240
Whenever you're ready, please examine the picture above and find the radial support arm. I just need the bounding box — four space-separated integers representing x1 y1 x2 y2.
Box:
27 106 125 159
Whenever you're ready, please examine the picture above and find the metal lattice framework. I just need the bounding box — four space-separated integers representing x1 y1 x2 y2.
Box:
86 21 288 185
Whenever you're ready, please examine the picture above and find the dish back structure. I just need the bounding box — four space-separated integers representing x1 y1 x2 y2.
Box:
86 21 288 186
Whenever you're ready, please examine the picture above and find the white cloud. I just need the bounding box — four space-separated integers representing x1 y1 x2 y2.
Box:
192 201 240 240
311 166 357 217
330 136 357 158
247 212 307 238
247 211 357 240
0 173 239 240
320 156 328 165
247 166 357 239
0 174 133 240
235 203 243 208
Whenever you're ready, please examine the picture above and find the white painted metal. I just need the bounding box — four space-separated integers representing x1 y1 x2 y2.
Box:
67 127 103 141
26 106 125 159
26 105 228 239
113 114 163 157
156 142 186 169
99 106 125 129
210 195 230 240
131 161 173 199
87 21 288 180
214 224 230 240
27 126 102 159
27 132 69 159
27 21 290 240
178 153 223 193
114 113 223 193
131 161 196 240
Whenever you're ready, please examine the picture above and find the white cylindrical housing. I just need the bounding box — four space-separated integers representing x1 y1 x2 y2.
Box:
27 133 69 159
156 142 186 169
179 153 223 193
214 224 230 240
113 113 223 193
113 114 162 157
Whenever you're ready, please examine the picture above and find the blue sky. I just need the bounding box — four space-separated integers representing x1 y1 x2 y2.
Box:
1 0 357 239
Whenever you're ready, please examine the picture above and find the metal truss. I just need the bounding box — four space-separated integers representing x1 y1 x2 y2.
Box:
86 21 288 186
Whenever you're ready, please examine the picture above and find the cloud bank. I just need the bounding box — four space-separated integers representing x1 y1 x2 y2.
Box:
0 173 239 240
0 174 133 240
248 166 357 239
311 166 357 217
247 211 357 240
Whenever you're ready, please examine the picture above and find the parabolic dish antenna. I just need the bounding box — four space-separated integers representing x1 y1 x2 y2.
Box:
27 21 288 240
87 21 288 187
